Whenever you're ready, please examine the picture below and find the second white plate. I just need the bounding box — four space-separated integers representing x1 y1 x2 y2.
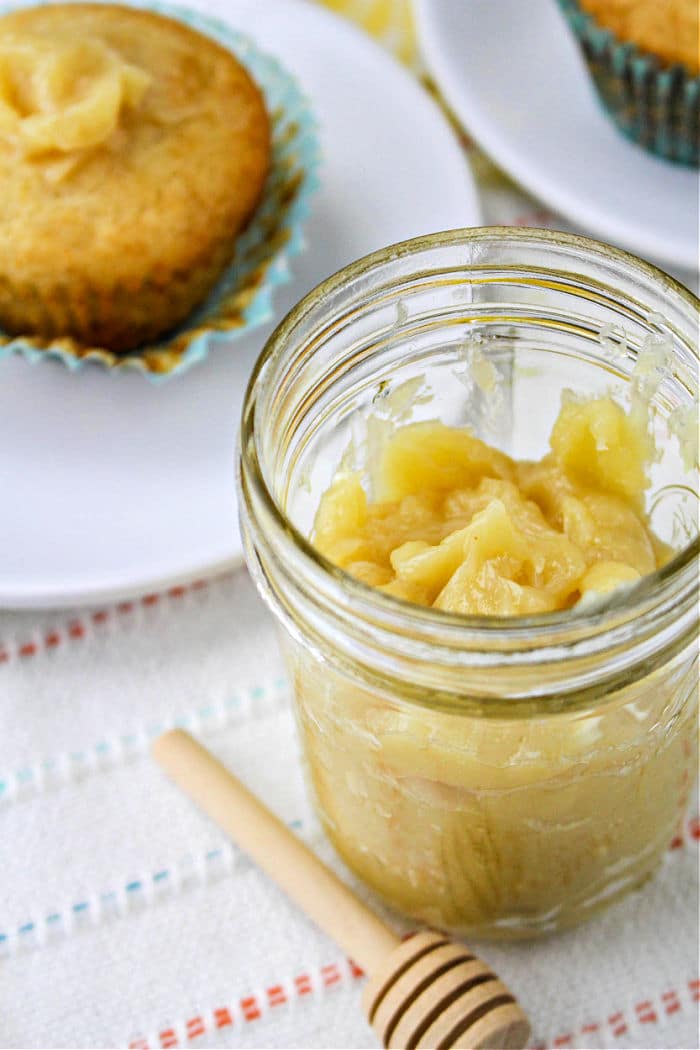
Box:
0 0 480 608
415 0 699 273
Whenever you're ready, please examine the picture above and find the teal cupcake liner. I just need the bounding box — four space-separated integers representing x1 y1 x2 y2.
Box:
557 0 699 166
0 0 321 381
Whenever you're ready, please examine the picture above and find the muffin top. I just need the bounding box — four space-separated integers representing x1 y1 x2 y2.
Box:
578 0 699 74
0 3 270 289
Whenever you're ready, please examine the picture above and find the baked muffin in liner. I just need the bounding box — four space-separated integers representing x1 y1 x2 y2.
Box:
557 0 699 166
0 1 321 380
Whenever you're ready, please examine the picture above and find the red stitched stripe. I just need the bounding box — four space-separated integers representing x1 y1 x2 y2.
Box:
240 996 261 1022
689 817 700 841
294 973 313 996
213 1008 232 1029
127 960 361 1046
267 984 287 1007
635 999 658 1023
127 970 694 1049
662 991 681 1015
608 1011 628 1037
321 963 341 987
185 1017 205 1039
0 574 232 666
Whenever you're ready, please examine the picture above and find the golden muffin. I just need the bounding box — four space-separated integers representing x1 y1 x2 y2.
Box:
0 4 271 351
578 0 699 74
559 0 699 164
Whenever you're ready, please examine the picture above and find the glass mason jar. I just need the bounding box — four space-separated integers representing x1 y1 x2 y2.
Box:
238 228 699 939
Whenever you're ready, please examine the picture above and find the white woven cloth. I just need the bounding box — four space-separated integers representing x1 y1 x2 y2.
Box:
0 568 697 1050
0 1 698 1045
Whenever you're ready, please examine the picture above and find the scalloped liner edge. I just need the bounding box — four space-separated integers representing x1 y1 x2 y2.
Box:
0 0 322 382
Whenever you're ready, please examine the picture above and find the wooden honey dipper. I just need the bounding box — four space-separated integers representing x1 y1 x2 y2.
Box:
153 729 531 1050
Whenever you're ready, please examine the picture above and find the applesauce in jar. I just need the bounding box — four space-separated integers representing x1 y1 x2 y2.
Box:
239 229 699 938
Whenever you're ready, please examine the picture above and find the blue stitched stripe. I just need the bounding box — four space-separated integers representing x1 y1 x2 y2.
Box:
1 812 310 950
0 680 288 801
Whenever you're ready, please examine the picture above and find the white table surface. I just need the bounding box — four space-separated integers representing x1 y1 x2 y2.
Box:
0 569 697 1050
0 2 697 1047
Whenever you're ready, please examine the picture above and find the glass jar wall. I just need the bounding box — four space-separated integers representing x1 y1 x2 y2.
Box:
239 228 699 938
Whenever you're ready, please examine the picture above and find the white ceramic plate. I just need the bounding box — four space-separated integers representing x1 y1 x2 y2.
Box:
0 0 480 609
414 0 699 273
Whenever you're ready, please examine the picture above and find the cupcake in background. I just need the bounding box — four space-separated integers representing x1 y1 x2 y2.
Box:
557 0 699 165
0 3 271 352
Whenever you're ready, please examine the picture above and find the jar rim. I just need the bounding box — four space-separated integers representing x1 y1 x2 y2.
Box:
240 226 699 654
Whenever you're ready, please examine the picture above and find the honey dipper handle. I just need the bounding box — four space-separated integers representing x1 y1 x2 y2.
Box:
152 729 399 974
